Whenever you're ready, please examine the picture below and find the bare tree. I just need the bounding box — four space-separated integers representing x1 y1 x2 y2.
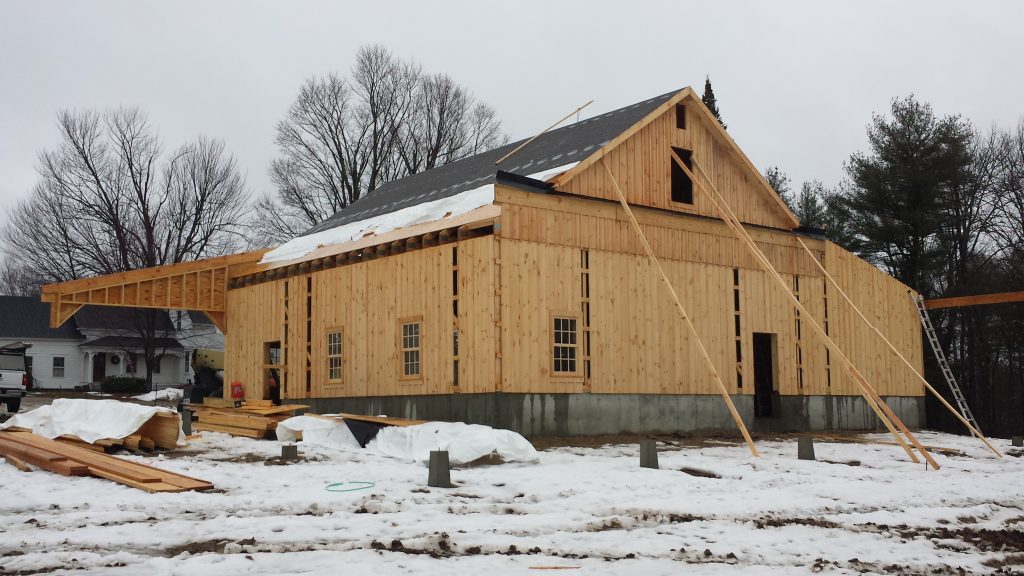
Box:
251 45 506 246
0 258 38 296
1 107 249 385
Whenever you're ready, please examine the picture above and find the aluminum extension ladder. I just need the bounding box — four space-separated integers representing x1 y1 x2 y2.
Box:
911 293 981 433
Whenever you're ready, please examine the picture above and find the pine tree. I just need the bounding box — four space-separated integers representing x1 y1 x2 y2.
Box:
702 76 727 129
763 166 792 207
794 181 827 229
842 95 973 291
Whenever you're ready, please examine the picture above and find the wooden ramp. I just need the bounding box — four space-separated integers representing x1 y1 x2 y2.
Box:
0 431 213 493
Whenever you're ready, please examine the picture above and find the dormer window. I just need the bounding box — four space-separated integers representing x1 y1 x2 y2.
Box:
671 146 694 204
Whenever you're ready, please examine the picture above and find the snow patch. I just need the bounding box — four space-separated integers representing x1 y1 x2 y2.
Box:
133 388 184 402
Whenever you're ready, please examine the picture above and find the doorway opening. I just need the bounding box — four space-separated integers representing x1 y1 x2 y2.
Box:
752 332 778 418
92 352 107 383
263 341 283 405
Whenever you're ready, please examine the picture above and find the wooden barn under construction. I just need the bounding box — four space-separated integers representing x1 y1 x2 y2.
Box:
41 86 930 436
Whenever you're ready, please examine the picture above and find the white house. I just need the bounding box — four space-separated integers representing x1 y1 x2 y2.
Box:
0 296 223 390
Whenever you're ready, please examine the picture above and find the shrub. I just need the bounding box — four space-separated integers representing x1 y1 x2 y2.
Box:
100 376 148 394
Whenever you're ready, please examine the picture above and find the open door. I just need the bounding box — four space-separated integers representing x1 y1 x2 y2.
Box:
752 333 777 417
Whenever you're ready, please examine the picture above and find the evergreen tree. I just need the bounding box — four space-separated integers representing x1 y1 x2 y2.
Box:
702 76 727 129
794 181 828 229
841 95 973 292
763 166 792 207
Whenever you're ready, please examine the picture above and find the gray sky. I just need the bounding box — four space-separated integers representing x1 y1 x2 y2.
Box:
1 0 1021 224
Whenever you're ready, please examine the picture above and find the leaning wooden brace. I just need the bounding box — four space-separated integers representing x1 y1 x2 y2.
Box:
794 237 1002 458
600 158 760 458
673 150 939 469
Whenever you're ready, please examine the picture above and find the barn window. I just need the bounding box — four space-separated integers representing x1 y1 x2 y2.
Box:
552 316 579 374
670 146 694 205
675 104 687 129
52 356 65 378
326 330 343 381
401 320 422 378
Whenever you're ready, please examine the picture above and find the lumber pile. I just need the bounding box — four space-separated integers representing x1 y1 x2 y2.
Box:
3 411 182 453
186 399 309 439
0 431 213 492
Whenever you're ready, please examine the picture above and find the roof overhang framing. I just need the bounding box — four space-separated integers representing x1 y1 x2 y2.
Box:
39 250 269 333
229 215 498 290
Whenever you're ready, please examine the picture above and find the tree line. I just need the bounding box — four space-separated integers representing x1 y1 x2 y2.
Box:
764 96 1024 437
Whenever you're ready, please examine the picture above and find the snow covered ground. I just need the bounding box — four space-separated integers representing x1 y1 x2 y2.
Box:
1 431 1022 575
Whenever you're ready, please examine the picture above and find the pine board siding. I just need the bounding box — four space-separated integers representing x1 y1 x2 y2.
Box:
559 100 794 231
224 237 497 400
823 242 925 398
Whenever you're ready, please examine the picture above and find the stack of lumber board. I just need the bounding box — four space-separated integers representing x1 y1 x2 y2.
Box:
4 411 182 453
0 431 213 492
186 399 309 439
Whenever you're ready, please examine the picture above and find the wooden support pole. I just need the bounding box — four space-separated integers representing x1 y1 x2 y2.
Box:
496 100 594 166
600 159 760 457
794 238 1002 458
673 150 935 467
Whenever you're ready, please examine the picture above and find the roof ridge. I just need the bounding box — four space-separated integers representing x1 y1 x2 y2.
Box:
303 88 683 237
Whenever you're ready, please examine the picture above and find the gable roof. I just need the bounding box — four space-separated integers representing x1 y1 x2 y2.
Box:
551 87 800 228
0 296 83 340
303 89 681 236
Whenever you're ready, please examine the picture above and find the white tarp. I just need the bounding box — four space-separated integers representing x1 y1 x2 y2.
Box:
367 421 539 466
275 415 361 450
0 398 184 445
280 416 539 466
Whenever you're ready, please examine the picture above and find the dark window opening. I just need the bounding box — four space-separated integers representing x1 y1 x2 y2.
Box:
670 147 694 204
753 333 777 418
675 104 687 130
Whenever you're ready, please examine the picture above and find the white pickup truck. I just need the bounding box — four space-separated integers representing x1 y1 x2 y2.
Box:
0 342 31 413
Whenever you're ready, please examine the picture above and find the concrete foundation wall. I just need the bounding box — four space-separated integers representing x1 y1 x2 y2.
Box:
299 393 926 437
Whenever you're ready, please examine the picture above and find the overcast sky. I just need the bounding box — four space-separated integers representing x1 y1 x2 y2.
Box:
1 0 1021 226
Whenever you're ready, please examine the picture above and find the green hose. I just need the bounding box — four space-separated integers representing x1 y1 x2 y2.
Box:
325 481 375 492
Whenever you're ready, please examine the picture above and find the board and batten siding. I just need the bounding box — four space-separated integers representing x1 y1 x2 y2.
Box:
224 236 497 400
558 97 795 231
494 186 924 399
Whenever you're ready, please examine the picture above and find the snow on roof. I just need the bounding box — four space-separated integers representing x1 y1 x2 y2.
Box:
303 90 680 237
261 162 579 264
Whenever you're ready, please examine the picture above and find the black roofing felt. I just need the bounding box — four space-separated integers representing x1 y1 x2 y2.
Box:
304 89 681 236
0 296 83 340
